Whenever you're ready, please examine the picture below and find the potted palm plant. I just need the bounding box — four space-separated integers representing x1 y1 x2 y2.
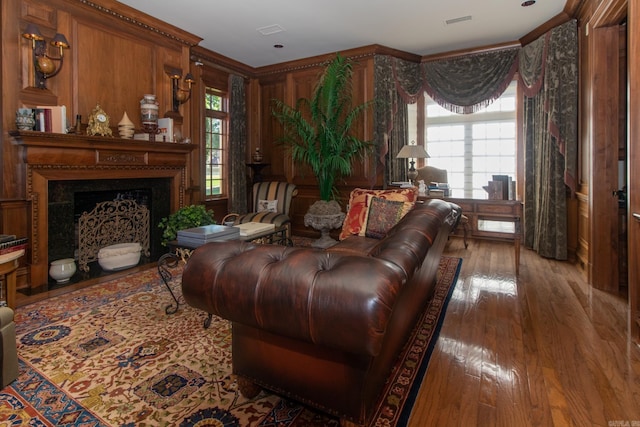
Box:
272 53 376 247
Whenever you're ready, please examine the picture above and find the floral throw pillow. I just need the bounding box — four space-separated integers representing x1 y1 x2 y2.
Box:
361 196 407 239
339 187 417 240
257 199 278 213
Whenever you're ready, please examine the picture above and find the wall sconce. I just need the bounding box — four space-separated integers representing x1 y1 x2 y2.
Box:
22 23 70 89
168 69 195 113
396 141 429 184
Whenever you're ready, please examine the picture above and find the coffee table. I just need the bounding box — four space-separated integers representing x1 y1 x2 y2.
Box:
158 223 290 315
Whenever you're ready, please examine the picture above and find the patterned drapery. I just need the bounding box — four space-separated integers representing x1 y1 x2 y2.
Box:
228 74 248 214
521 20 578 260
422 48 519 114
374 55 408 184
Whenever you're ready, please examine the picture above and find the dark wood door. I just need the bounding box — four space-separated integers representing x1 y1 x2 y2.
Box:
629 0 640 342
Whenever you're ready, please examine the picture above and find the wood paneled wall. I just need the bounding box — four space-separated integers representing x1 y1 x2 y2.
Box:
1 0 201 201
250 51 380 237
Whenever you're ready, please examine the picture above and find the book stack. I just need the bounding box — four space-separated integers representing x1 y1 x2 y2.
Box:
35 105 67 133
234 222 275 237
0 235 28 264
177 224 240 248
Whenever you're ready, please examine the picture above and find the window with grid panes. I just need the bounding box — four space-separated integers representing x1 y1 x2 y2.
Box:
408 80 517 199
204 88 228 199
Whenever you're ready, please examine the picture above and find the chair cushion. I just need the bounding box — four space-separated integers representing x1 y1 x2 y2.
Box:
237 211 290 229
257 199 278 213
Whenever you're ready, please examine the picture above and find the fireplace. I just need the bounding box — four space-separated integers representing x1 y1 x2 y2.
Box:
48 178 171 278
10 131 196 289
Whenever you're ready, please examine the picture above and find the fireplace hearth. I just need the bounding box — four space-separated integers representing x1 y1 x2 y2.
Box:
10 131 196 289
47 178 170 285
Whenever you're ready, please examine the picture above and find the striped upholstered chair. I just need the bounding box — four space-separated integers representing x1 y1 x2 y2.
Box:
224 181 297 239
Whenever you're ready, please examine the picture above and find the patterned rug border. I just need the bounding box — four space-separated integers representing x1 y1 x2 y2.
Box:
5 256 462 427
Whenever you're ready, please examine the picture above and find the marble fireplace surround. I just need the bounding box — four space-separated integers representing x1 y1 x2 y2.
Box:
10 131 196 289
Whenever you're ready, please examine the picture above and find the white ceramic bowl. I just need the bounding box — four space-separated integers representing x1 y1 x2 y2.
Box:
49 258 76 283
98 242 141 271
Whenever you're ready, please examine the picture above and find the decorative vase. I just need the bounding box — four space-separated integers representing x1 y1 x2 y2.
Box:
118 111 135 139
140 94 159 141
16 108 35 131
49 258 76 284
253 148 264 163
303 200 345 248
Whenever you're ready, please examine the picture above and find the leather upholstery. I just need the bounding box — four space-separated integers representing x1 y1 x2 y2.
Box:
182 198 459 425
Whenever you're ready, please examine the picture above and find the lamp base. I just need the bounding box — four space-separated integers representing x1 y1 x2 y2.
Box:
407 159 418 184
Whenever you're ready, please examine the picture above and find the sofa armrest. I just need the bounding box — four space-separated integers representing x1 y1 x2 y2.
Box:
182 242 407 356
0 306 14 328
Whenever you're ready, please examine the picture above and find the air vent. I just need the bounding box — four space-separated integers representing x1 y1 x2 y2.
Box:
257 24 285 36
445 15 472 25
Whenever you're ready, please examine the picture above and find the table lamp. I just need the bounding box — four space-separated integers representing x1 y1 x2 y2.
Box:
396 142 429 183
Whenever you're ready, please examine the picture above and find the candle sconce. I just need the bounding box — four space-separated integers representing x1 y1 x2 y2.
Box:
22 23 70 89
166 67 195 114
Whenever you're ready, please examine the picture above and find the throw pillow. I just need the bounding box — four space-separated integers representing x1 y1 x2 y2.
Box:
339 187 417 240
361 196 409 239
257 199 278 213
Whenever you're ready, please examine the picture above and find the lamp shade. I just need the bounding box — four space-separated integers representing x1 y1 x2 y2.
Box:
396 144 429 159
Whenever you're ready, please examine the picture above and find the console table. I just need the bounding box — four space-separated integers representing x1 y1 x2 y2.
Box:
421 197 523 274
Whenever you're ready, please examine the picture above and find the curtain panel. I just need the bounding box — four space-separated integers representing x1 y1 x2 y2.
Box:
374 55 408 184
228 74 248 214
521 20 578 260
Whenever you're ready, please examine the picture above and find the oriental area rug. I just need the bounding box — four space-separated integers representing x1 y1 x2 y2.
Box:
1 256 461 427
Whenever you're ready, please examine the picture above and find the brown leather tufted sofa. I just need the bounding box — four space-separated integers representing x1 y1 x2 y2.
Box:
181 198 459 426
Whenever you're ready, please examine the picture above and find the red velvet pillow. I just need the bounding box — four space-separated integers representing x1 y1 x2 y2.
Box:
339 187 417 240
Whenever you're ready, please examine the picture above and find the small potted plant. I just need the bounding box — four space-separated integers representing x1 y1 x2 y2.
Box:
158 204 215 246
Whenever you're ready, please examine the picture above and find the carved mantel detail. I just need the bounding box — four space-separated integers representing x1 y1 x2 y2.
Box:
10 131 196 288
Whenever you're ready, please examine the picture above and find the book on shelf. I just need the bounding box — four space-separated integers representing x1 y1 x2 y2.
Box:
36 105 67 133
0 237 28 254
157 118 174 142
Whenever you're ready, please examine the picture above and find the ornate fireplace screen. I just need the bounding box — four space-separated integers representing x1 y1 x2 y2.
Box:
78 199 150 272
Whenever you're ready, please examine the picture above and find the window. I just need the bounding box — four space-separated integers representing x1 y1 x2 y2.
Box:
409 80 517 199
204 88 228 199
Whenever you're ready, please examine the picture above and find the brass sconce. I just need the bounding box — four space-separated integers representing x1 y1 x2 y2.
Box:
168 69 195 114
22 23 70 89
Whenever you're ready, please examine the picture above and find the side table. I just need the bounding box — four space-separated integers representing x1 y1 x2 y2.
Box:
0 250 25 309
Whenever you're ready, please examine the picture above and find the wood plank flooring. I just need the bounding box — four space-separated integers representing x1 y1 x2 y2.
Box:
410 239 640 427
14 239 640 426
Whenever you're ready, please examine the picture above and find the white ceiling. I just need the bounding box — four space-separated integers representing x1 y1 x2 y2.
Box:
117 0 566 68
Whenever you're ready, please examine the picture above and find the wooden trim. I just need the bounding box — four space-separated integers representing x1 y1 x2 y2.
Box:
421 41 522 62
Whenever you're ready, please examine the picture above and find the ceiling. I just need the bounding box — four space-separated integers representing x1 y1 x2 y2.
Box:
117 0 567 68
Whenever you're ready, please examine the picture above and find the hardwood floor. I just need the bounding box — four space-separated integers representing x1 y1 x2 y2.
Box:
14 239 640 426
410 239 640 427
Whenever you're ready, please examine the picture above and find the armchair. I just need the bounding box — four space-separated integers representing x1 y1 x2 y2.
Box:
0 305 18 388
416 165 469 248
223 181 297 238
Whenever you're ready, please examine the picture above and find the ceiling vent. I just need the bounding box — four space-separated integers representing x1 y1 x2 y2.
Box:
445 15 472 25
257 24 285 36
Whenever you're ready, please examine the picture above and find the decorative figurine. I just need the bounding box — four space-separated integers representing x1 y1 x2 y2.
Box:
87 104 112 136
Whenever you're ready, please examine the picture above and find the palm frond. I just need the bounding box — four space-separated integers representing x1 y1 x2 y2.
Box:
272 53 376 201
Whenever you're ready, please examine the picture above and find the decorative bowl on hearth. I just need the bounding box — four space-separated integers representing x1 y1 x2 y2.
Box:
98 242 141 271
49 258 76 283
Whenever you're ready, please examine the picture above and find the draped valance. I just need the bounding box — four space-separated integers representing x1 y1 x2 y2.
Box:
391 48 519 114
